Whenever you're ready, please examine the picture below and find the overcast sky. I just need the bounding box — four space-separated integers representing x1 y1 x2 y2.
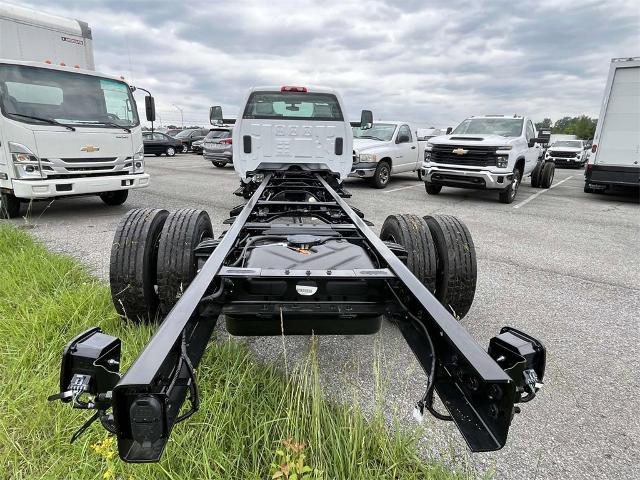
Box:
23 0 640 128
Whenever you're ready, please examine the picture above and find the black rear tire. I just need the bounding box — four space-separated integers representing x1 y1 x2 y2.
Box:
380 214 436 293
110 208 169 322
425 182 442 195
531 162 542 188
212 161 226 168
157 209 213 314
423 215 477 319
99 190 129 206
0 191 21 219
371 161 391 189
540 162 555 188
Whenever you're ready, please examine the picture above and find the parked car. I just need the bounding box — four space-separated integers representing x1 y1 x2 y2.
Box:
142 131 182 157
422 115 554 203
191 138 205 154
174 128 209 153
546 140 587 168
164 128 183 137
350 121 426 188
203 127 233 167
585 57 640 193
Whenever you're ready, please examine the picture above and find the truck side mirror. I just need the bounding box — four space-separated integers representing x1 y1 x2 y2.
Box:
446 127 453 135
210 106 223 125
145 96 156 122
396 134 410 144
360 110 373 130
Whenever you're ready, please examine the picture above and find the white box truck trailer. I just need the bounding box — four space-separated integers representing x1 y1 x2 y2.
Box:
0 3 152 218
585 57 640 193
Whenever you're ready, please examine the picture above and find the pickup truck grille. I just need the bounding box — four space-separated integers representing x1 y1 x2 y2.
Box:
430 145 498 167
549 151 577 158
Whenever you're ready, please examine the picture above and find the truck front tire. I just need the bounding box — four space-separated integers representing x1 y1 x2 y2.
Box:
156 209 213 314
371 161 391 189
0 191 21 219
99 190 129 206
425 182 442 195
499 168 522 204
110 208 169 322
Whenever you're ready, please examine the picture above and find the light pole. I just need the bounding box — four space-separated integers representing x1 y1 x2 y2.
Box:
173 104 184 129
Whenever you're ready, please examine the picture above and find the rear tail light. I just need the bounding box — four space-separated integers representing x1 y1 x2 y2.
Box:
220 138 232 145
591 144 597 153
281 86 307 93
585 163 593 174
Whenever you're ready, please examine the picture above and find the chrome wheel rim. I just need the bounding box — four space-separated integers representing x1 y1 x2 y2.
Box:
380 166 390 184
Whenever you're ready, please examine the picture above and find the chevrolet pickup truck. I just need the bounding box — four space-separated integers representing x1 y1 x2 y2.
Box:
350 121 425 188
546 139 587 168
422 115 554 203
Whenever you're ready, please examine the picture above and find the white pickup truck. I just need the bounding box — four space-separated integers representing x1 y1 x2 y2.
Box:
350 121 425 188
422 115 554 203
546 139 587 168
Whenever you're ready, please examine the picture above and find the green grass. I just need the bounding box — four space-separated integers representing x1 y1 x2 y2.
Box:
0 224 465 480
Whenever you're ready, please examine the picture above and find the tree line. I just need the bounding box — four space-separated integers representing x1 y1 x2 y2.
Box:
535 116 597 140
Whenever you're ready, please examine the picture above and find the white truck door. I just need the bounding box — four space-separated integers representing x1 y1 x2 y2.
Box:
393 124 416 172
523 119 538 173
596 65 640 167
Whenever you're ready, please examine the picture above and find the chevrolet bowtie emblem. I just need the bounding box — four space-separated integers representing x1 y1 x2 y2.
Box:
81 145 100 153
452 148 468 155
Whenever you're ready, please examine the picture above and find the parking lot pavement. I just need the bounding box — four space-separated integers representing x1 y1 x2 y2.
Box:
7 154 639 479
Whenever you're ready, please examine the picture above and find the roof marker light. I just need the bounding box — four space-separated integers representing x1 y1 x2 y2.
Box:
281 86 307 93
60 62 66 66
45 59 52 64
74 64 80 68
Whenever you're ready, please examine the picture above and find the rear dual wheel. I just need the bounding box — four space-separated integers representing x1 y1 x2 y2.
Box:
110 208 213 322
380 213 476 319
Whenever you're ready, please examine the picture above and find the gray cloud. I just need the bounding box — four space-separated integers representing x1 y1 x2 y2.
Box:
21 0 640 127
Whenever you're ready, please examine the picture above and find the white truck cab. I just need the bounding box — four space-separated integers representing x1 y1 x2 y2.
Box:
0 4 152 219
422 115 551 203
0 60 150 218
210 85 372 183
350 121 426 188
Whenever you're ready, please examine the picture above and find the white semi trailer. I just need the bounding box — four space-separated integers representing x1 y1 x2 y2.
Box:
0 3 152 218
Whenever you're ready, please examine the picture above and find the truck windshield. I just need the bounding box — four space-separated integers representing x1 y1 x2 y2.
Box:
353 123 396 141
553 141 582 148
452 118 523 137
0 64 139 128
243 92 343 121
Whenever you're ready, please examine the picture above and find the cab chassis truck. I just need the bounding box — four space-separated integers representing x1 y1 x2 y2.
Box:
49 86 545 463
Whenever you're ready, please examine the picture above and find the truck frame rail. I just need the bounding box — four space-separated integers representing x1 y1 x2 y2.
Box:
49 171 545 463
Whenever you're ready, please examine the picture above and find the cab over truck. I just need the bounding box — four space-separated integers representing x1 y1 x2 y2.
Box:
0 3 155 218
422 115 555 203
48 86 546 463
350 121 425 188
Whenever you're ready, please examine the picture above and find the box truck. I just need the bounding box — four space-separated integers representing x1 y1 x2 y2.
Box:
585 57 640 193
0 2 153 218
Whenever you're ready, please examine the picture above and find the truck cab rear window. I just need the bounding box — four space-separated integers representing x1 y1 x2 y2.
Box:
242 92 344 121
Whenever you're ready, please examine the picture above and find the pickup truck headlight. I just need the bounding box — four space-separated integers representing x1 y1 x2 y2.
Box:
424 150 431 161
358 153 377 162
496 155 509 168
133 146 145 173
